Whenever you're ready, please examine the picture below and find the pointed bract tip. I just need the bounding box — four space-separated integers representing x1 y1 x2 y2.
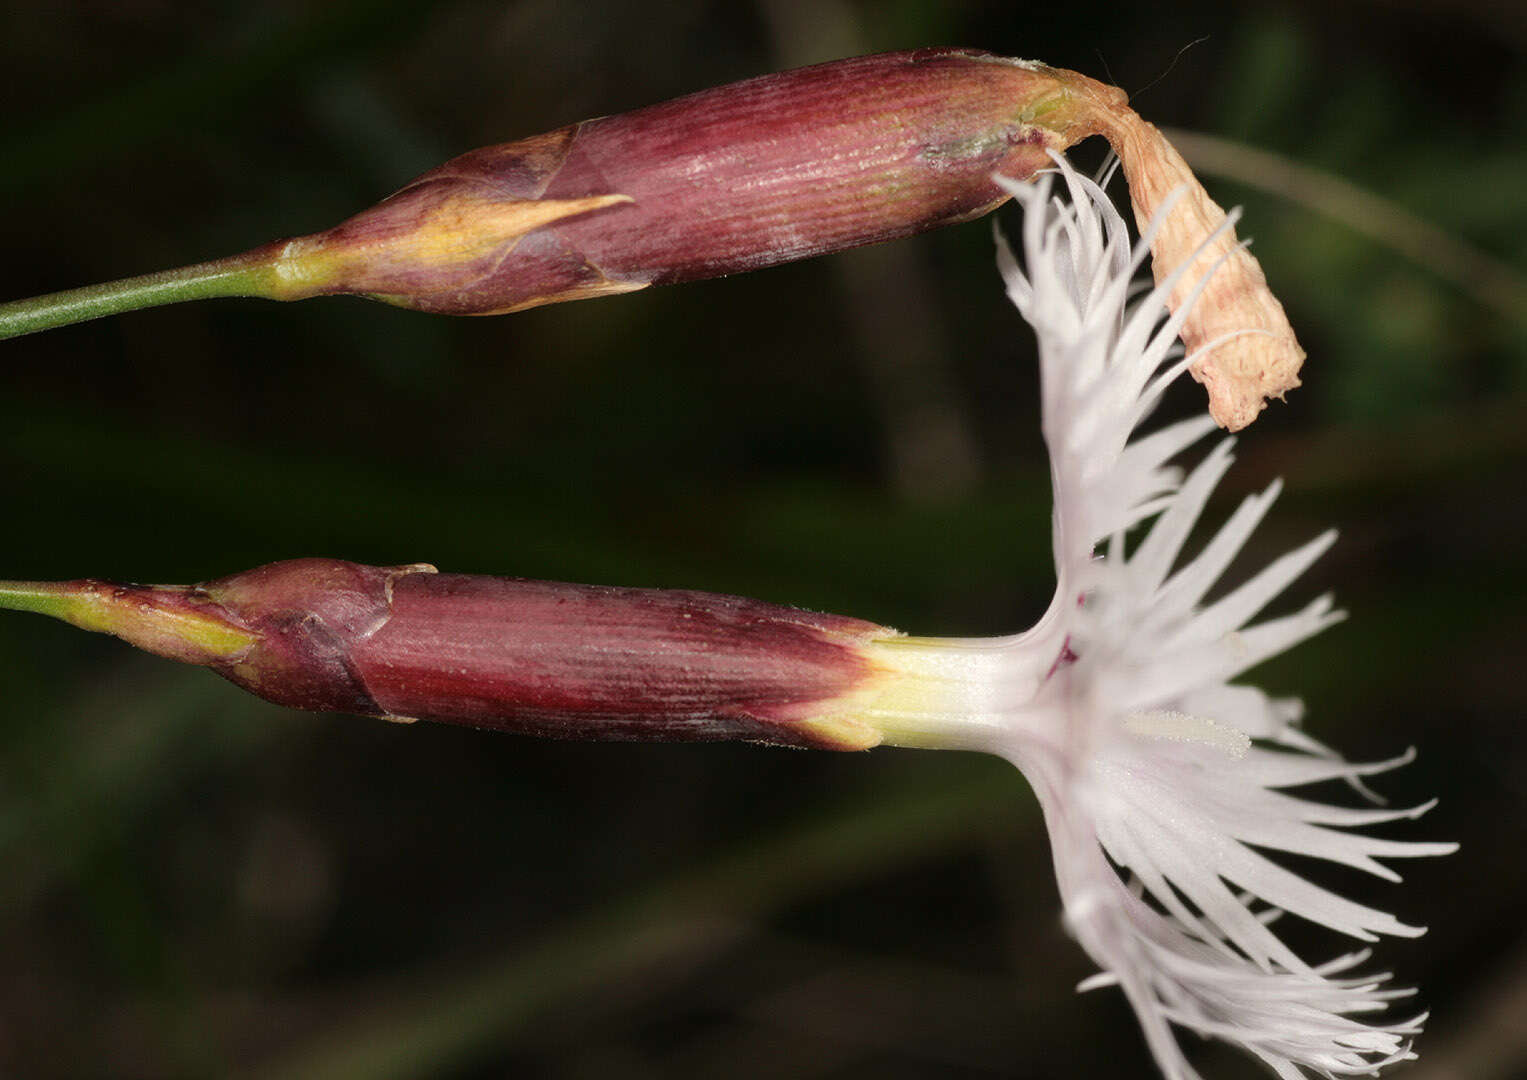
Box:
0 578 256 665
265 189 637 303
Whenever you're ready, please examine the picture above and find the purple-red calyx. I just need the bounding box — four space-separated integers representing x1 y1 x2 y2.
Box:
256 48 1101 314
0 559 913 751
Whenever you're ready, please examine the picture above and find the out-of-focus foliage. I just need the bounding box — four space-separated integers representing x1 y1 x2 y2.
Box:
1 2 1522 1077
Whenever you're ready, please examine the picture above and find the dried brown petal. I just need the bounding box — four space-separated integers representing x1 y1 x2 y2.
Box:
1048 70 1305 430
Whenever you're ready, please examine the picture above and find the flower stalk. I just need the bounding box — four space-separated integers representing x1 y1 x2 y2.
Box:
0 255 284 341
1 47 1300 426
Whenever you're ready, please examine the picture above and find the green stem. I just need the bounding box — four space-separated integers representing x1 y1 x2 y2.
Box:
0 581 73 619
0 253 281 341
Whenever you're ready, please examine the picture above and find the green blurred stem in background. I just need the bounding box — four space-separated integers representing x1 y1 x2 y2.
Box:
240 760 1022 1080
1167 127 1527 322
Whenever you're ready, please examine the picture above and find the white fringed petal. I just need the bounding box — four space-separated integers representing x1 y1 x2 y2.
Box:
987 157 1455 1079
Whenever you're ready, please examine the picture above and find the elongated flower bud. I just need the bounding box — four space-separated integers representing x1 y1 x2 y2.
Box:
0 559 949 751
1 49 1300 426
257 49 1086 314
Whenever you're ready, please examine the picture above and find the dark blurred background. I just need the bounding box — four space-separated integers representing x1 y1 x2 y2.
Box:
2 2 1523 1077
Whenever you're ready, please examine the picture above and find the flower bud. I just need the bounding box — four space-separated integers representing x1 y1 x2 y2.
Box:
256 48 1096 314
234 47 1304 426
0 48 1303 427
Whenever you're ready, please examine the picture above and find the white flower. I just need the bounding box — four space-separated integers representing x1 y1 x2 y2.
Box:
989 159 1456 1078
863 156 1454 1078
